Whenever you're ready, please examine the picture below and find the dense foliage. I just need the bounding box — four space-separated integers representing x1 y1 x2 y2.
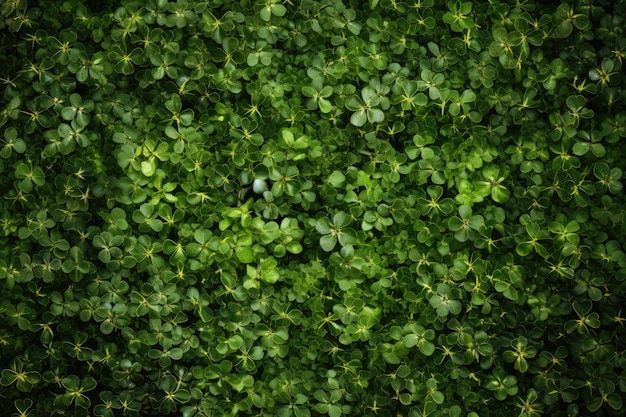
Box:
1 0 625 416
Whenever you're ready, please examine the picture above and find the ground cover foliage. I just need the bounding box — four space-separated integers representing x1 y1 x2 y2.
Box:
1 0 625 415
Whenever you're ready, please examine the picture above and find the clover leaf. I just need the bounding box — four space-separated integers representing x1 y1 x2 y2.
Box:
302 79 334 113
1 359 41 392
1 127 26 158
259 0 286 22
345 85 385 127
316 211 357 252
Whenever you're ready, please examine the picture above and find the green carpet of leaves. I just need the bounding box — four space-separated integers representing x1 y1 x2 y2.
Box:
1 0 625 416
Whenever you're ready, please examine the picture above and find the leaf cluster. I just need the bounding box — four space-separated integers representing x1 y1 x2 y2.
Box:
1 0 625 416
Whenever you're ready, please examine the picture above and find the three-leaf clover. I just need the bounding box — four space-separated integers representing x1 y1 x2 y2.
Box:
302 79 334 113
315 211 357 252
345 85 385 127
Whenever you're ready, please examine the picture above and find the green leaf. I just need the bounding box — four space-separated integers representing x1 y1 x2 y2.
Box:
491 185 510 204
318 98 333 113
328 171 346 188
141 160 157 177
420 341 435 356
328 404 342 417
236 247 255 263
350 110 367 127
284 241 302 255
316 218 332 234
367 108 385 123
320 234 337 252
260 6 272 21
333 211 351 228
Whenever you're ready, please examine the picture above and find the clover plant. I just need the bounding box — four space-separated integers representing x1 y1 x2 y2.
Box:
1 0 625 416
